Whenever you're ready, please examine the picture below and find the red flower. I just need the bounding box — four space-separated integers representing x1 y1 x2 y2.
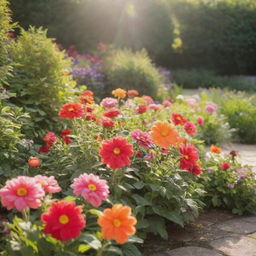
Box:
85 105 94 113
43 132 57 146
85 113 96 121
220 162 230 170
41 201 85 242
59 103 84 120
103 108 121 118
38 145 50 154
197 116 204 125
171 113 187 126
28 157 41 168
100 118 115 128
184 122 197 136
162 100 171 108
191 163 202 176
135 105 147 114
61 129 72 144
99 137 133 169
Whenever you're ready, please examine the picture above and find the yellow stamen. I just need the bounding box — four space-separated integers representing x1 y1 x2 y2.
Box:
59 214 69 225
17 187 27 196
161 130 169 137
113 219 121 227
113 147 121 155
88 184 97 191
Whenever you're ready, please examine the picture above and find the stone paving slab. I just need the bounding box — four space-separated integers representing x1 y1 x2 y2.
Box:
154 246 223 256
217 218 256 234
210 235 256 256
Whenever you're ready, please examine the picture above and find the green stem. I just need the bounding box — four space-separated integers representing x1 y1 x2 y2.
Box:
97 241 108 256
21 208 30 222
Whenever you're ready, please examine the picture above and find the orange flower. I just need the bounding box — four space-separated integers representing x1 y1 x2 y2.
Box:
112 88 126 99
98 204 137 244
210 145 221 154
150 121 183 149
127 90 139 97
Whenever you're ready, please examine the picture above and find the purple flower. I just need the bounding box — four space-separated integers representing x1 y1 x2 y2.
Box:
131 129 153 148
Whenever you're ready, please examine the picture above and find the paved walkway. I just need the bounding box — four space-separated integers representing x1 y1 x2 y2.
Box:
149 211 256 256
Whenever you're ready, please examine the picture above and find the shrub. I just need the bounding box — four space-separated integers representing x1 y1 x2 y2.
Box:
6 27 77 138
200 148 256 215
103 49 164 97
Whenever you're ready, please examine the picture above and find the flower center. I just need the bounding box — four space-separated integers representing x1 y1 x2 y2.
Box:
161 130 169 137
68 107 74 112
88 184 97 191
16 187 27 196
113 219 121 227
113 147 121 155
59 214 69 225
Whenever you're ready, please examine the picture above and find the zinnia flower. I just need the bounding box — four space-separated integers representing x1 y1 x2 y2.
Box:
98 204 137 244
150 121 183 149
103 108 121 118
59 102 84 119
38 145 50 154
184 122 197 136
131 129 152 148
149 104 160 111
162 100 171 107
179 143 199 168
112 88 126 99
28 157 41 168
85 113 97 121
127 90 139 97
71 173 109 207
41 201 85 242
100 118 115 128
135 105 147 114
0 176 45 211
43 132 57 146
210 145 221 154
61 129 72 144
205 102 217 114
220 162 230 170
171 113 187 126
79 90 94 105
100 98 118 108
35 175 62 193
141 95 154 105
197 116 204 125
99 137 133 169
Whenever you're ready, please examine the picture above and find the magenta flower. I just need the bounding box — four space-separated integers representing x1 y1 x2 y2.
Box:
131 129 153 148
71 173 109 207
100 97 118 108
0 176 45 211
205 102 217 114
34 175 62 193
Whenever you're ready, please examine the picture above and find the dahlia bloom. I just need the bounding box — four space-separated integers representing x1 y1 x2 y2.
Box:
135 105 147 114
179 144 199 162
85 113 97 121
112 88 126 99
149 104 160 111
131 129 152 148
220 162 230 170
100 97 118 108
71 173 109 207
41 201 85 242
184 122 197 136
205 102 217 114
100 117 115 128
34 175 62 193
197 116 204 125
99 137 133 169
141 95 154 105
103 108 121 118
43 132 57 146
79 90 94 105
28 157 41 168
38 145 50 154
127 90 139 97
150 121 183 149
171 113 187 126
190 163 202 176
210 145 221 154
59 102 84 119
60 129 72 144
98 204 137 244
0 176 45 211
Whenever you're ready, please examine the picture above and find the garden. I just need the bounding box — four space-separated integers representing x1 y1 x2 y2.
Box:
1 0 256 255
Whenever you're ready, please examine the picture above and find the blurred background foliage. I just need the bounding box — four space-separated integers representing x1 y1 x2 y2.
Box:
9 0 256 75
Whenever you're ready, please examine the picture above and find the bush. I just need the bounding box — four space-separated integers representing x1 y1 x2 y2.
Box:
0 0 15 87
6 27 77 138
200 148 256 215
172 69 256 91
103 49 164 97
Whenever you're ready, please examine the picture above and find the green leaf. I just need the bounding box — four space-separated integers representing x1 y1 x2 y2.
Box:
104 246 123 255
122 243 142 256
79 234 101 249
88 209 103 217
132 194 151 206
78 244 91 253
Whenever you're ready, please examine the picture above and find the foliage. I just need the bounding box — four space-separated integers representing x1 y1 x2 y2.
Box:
172 69 256 91
6 27 77 138
103 49 164 97
200 149 256 215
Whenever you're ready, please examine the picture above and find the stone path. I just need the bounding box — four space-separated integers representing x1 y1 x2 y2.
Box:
147 210 256 256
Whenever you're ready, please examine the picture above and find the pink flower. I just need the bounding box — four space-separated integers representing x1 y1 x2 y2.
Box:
100 98 118 108
205 102 217 114
71 173 109 207
162 100 171 107
184 122 197 136
220 162 230 170
149 104 160 111
131 129 153 148
197 116 204 125
34 175 62 193
0 176 45 211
